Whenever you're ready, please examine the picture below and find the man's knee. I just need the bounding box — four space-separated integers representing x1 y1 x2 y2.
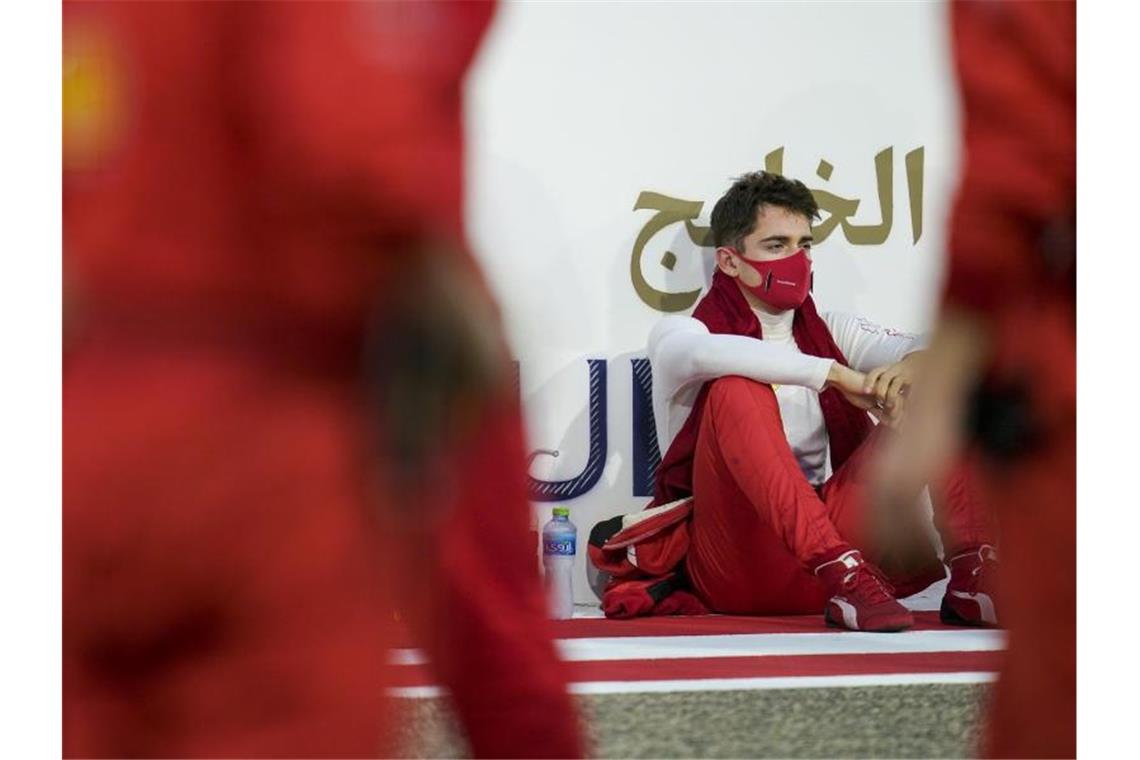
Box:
706 377 780 420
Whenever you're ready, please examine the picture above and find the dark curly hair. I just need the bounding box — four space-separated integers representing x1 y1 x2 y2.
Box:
709 171 820 249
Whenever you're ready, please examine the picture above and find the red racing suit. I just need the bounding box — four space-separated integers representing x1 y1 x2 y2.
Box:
63 2 582 757
945 2 1076 756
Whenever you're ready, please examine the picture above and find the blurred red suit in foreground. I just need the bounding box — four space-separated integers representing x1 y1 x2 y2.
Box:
872 1 1075 757
63 2 583 757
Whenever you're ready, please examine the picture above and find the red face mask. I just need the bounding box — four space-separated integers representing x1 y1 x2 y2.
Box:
731 247 812 311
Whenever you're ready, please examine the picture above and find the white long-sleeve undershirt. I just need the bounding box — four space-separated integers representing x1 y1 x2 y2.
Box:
647 308 926 485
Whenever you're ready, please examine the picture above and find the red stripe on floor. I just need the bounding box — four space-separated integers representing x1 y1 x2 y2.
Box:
548 610 957 638
389 649 1002 687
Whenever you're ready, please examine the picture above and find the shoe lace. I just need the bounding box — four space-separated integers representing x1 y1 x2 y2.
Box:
843 561 897 604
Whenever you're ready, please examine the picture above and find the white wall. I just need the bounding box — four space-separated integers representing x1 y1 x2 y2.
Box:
464 1 963 602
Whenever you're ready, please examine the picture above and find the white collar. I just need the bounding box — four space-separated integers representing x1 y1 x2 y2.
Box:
753 306 795 342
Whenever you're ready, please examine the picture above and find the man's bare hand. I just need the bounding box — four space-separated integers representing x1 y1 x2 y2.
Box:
364 239 508 499
865 353 922 411
825 362 878 411
863 352 923 426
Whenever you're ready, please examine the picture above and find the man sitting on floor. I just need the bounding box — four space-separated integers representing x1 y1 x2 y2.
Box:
644 171 998 632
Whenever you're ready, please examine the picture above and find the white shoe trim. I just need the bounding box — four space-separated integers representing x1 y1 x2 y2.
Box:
832 597 860 630
949 544 999 565
815 549 862 576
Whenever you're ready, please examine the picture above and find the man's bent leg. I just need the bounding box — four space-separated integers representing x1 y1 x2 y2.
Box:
820 428 947 597
686 377 847 615
930 456 1001 626
932 454 997 557
822 425 999 620
688 378 913 631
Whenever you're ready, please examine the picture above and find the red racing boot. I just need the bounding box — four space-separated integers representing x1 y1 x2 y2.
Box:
940 544 999 627
815 550 914 632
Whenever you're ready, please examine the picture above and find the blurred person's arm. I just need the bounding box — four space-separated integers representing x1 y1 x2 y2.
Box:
871 310 991 512
869 0 1074 535
366 252 585 758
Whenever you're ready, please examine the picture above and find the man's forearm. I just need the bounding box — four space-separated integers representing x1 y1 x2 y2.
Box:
652 320 834 393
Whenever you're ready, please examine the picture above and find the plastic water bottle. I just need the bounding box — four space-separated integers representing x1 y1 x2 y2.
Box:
542 507 577 619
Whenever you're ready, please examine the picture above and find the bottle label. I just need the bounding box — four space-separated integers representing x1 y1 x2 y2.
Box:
543 537 576 556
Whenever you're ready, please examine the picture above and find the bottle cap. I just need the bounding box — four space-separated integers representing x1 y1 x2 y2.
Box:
552 507 570 518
